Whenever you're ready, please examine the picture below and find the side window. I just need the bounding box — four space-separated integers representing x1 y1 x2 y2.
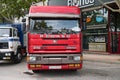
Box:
13 29 18 37
10 29 12 37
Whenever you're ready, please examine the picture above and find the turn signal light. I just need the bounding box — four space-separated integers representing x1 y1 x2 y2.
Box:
30 65 35 68
29 64 41 68
69 64 74 67
36 65 41 68
69 64 80 67
75 64 80 67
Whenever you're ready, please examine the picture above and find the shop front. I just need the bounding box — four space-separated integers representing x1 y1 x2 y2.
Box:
82 8 108 52
108 12 120 54
82 3 120 54
47 0 120 54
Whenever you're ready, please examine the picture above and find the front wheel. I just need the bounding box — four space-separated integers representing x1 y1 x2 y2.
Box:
32 70 40 73
13 49 22 63
70 69 77 72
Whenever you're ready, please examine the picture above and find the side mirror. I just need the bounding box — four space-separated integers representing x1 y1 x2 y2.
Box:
82 18 86 31
17 32 20 37
22 18 27 33
23 23 26 33
22 18 26 22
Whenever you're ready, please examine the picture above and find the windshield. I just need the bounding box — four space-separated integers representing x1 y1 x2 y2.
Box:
29 18 81 34
0 28 11 37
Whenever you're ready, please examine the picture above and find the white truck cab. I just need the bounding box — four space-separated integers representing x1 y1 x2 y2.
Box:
0 25 23 63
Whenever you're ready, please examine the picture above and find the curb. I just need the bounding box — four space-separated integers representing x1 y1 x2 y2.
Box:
83 53 120 64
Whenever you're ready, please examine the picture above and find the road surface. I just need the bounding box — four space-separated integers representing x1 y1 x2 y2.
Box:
0 59 120 80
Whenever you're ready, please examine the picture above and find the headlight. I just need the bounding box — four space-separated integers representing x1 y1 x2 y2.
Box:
74 56 80 61
5 53 11 56
29 57 36 61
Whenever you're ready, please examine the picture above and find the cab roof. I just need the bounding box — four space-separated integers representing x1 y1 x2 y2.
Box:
0 24 17 29
29 6 80 15
0 24 13 28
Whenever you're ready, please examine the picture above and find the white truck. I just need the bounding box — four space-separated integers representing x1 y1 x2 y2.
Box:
0 24 26 63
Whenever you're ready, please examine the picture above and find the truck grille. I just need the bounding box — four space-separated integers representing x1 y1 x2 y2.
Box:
0 42 8 49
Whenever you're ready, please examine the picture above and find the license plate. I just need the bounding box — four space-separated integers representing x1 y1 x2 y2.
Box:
49 66 61 69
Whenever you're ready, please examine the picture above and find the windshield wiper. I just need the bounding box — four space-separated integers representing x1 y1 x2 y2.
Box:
32 28 77 34
60 29 76 34
50 29 61 34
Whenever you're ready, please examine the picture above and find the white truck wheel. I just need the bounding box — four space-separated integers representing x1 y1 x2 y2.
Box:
13 48 22 63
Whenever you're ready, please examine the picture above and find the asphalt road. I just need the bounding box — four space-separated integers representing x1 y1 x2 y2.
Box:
0 59 120 80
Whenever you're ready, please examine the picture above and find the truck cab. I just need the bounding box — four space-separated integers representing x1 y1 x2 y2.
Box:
27 6 83 72
0 24 25 63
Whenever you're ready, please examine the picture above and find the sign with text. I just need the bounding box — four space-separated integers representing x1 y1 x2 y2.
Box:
68 0 95 8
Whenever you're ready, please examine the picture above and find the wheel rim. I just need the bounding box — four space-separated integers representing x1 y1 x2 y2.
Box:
17 53 22 60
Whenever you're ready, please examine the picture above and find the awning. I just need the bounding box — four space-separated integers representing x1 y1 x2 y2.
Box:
82 0 120 12
98 0 120 12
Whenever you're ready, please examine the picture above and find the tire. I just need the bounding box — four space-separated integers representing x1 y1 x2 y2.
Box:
70 69 77 72
22 52 27 57
22 47 27 57
13 48 22 63
32 70 40 73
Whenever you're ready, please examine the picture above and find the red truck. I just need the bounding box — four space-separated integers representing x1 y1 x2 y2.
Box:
26 6 83 73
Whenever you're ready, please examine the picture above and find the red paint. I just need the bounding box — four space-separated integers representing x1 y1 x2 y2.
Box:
29 6 80 15
118 32 120 53
108 10 111 53
108 32 120 54
28 33 81 53
28 64 82 70
27 6 82 71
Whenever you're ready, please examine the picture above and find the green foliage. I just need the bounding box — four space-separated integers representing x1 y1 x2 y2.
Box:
33 20 50 30
0 0 41 23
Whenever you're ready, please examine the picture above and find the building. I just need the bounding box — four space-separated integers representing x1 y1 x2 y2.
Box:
47 0 120 54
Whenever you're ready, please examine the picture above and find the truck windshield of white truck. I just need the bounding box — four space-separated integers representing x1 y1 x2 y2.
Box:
0 28 12 37
29 18 81 34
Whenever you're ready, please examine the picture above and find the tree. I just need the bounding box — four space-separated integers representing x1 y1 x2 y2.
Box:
0 0 46 23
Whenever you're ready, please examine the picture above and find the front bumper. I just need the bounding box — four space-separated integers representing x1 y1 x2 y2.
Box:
28 63 82 70
0 51 14 60
27 54 83 70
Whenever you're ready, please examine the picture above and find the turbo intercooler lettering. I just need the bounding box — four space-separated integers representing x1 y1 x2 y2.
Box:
40 34 70 38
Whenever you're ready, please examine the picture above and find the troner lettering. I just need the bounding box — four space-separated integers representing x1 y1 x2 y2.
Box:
68 0 95 8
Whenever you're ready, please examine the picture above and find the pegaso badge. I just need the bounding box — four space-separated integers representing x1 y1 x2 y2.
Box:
53 40 57 44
